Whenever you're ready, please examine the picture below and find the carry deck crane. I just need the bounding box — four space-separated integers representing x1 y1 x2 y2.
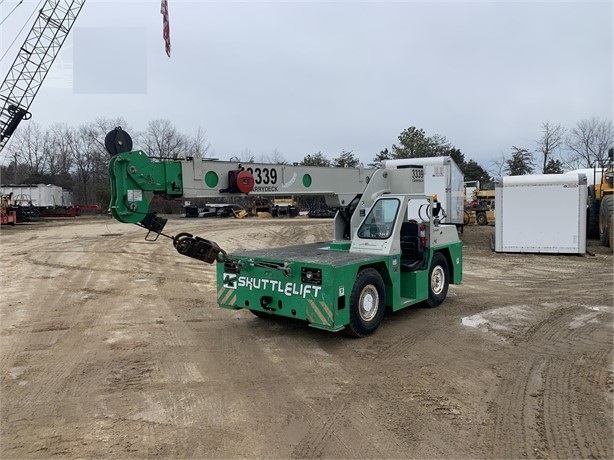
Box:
106 128 463 337
0 0 86 151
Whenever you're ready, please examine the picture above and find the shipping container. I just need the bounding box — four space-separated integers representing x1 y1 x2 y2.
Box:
494 174 587 254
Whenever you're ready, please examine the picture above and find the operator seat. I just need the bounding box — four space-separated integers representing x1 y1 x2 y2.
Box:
400 222 424 271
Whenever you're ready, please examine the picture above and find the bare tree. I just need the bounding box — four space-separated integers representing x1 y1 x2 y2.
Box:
536 121 566 172
48 124 76 177
257 149 288 164
9 122 49 180
185 126 211 159
488 152 508 181
566 117 614 168
68 118 127 204
2 136 25 183
143 119 187 159
229 148 255 163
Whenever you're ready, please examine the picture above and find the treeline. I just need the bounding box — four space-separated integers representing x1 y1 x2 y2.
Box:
0 118 211 205
1 115 611 207
367 117 613 188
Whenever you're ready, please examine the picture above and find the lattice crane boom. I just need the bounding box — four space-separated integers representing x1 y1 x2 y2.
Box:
0 0 86 151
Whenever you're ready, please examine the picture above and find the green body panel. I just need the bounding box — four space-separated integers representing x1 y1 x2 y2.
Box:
216 245 387 332
440 239 463 284
215 240 462 331
108 151 182 223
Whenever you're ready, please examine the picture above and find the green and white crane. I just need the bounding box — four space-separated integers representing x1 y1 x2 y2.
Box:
107 128 463 337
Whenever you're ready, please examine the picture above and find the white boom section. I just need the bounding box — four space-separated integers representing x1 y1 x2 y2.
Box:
180 160 373 207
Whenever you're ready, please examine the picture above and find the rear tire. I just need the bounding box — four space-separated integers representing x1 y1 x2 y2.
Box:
599 195 613 247
426 252 449 308
476 212 488 226
344 268 386 338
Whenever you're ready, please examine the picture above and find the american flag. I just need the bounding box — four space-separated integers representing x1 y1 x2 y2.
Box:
161 0 171 57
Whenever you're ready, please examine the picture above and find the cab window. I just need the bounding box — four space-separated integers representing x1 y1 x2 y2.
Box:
357 198 400 239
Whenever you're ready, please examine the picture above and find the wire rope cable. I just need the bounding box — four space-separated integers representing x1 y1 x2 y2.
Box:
0 0 43 63
0 0 23 27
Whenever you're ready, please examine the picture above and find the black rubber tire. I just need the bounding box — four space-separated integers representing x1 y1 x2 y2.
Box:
426 252 449 308
344 268 386 338
463 211 471 225
476 212 488 226
587 186 600 239
599 194 613 247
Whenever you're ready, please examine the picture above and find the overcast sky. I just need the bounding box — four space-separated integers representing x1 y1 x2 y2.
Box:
1 0 612 168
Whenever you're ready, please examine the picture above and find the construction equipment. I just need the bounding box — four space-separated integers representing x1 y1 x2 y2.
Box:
0 1 86 151
249 198 273 218
0 194 17 226
107 128 462 337
271 196 299 217
464 189 495 226
589 148 614 247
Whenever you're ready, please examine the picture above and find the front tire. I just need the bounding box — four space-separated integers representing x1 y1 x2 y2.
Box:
426 252 449 308
476 212 488 226
344 268 386 338
599 195 613 247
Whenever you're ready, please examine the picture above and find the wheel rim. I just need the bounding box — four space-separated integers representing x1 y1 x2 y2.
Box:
358 284 379 322
431 265 445 295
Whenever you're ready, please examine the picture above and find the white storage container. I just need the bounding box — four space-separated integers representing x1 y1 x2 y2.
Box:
495 174 587 254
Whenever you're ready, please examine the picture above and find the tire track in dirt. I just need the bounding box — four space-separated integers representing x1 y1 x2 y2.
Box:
291 398 353 458
489 304 613 459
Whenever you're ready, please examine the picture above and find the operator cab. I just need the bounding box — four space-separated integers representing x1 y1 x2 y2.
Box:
351 195 434 271
399 221 426 271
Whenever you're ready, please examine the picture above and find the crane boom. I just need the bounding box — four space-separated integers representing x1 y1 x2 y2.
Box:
108 150 373 225
0 0 86 151
106 129 463 337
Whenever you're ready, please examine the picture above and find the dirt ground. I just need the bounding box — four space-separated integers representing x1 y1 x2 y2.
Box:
1 216 612 459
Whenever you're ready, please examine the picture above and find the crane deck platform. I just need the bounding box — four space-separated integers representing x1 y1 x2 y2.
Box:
229 242 382 267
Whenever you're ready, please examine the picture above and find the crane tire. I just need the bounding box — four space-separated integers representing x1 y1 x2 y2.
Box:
599 195 613 247
344 268 386 338
426 252 449 308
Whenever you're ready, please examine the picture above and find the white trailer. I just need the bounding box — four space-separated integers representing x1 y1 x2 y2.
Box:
494 174 587 254
384 156 465 225
0 184 71 208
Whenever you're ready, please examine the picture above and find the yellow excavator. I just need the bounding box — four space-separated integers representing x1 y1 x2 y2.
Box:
593 148 614 247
